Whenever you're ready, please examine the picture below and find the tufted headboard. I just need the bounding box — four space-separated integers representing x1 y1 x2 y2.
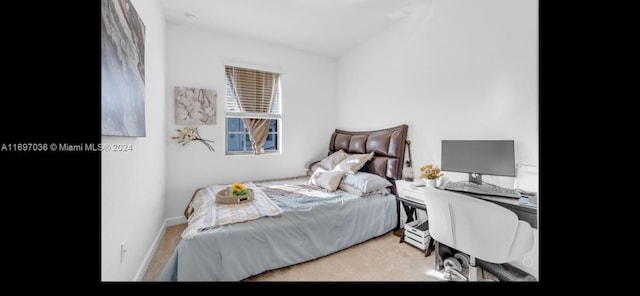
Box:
328 124 408 181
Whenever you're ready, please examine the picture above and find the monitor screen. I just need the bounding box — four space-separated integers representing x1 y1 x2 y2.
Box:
441 140 515 177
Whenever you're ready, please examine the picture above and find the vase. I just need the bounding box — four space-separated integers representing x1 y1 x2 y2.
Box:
422 178 436 188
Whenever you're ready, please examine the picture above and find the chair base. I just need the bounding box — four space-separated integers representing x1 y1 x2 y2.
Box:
476 259 537 281
435 242 535 281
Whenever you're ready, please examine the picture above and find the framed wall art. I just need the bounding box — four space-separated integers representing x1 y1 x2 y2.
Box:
175 86 217 125
101 0 146 137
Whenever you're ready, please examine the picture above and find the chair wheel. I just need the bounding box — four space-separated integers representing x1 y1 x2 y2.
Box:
454 253 470 269
443 257 462 272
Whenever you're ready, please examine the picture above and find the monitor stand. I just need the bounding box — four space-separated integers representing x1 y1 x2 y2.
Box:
468 173 482 185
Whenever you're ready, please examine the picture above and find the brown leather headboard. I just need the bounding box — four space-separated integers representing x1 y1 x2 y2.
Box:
328 124 408 181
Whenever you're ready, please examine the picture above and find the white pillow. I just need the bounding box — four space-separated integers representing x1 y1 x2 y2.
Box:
339 183 390 197
318 149 350 170
333 152 374 174
308 170 346 192
340 172 393 194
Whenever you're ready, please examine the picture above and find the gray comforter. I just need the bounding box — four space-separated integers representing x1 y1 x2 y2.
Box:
157 183 397 281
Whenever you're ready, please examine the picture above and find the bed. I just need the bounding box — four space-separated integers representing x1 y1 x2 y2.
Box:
157 124 408 281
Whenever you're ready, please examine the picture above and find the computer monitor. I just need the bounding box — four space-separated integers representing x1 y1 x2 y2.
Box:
441 140 515 185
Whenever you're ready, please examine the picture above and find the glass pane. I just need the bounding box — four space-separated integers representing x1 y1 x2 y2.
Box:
264 133 277 151
227 117 244 132
227 118 279 153
272 133 278 151
227 133 244 152
245 134 252 151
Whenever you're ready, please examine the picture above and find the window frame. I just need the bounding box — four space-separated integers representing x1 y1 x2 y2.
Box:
224 64 282 155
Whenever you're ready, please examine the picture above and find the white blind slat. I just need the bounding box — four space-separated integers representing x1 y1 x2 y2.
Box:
225 65 281 116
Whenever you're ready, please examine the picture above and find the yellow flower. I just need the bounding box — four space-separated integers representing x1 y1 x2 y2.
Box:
232 183 246 192
231 182 249 196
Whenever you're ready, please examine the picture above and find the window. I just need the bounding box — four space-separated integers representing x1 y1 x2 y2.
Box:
225 65 281 154
226 118 278 153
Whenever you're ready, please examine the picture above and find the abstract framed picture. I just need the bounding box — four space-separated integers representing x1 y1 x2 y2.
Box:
101 0 146 137
175 87 217 125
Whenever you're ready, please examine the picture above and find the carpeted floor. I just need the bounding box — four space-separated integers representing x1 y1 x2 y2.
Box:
143 223 483 281
142 224 187 281
243 230 440 281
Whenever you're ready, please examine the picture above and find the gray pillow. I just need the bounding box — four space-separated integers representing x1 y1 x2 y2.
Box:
340 172 393 194
339 183 390 197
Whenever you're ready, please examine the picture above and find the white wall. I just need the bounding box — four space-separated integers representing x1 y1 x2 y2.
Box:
164 24 337 218
337 0 537 225
101 0 166 281
338 0 538 191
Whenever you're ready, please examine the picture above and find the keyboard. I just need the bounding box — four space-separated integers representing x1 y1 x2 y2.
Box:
443 181 521 199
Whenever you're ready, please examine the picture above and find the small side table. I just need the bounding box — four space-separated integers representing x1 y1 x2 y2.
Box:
396 180 435 257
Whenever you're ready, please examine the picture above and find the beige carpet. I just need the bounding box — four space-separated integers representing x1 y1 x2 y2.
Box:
244 231 440 281
143 224 477 281
142 224 187 281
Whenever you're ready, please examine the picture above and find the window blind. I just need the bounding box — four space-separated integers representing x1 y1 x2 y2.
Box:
225 65 281 118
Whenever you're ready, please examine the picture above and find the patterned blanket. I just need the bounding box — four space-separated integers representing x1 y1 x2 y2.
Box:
257 184 343 210
182 182 284 239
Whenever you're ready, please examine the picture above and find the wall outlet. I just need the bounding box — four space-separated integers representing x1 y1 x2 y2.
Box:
120 241 127 263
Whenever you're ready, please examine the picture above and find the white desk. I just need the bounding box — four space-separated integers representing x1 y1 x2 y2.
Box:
396 180 537 229
395 180 539 279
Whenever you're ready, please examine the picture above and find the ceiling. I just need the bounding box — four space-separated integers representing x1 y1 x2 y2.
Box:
159 0 427 57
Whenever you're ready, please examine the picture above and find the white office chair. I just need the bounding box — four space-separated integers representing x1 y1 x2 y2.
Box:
422 187 534 281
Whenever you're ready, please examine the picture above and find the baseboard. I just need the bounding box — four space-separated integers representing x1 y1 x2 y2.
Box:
132 216 187 281
166 215 187 226
133 219 166 281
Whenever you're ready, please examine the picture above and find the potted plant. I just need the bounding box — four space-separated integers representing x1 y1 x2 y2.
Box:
419 164 443 188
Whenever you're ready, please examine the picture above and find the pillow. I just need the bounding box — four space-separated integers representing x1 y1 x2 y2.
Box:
339 183 390 197
306 162 323 176
333 152 374 174
308 170 346 192
340 172 393 194
304 159 321 169
318 149 350 170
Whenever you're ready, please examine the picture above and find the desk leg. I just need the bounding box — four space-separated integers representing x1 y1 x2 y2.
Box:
435 241 443 271
403 204 417 223
400 204 416 243
424 237 435 257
